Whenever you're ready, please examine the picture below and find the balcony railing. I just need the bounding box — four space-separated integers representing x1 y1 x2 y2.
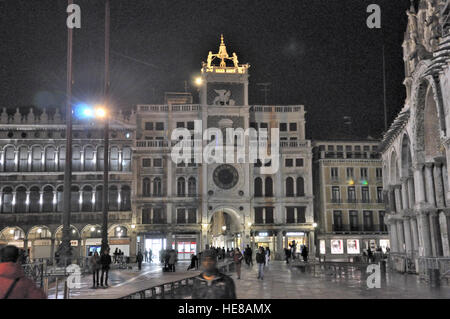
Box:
331 224 388 233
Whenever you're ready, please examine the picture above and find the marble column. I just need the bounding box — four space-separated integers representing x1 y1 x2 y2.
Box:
403 217 412 255
424 163 436 206
389 220 399 252
417 212 432 257
413 163 426 204
396 220 406 253
439 211 450 257
394 186 403 213
433 162 445 208
401 179 409 210
429 211 443 257
410 217 420 255
407 177 416 209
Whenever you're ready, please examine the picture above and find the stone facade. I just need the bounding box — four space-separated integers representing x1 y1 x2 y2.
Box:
380 0 450 274
0 107 136 259
313 141 389 261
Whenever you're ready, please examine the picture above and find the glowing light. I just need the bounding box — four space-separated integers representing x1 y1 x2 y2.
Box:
247 222 252 227
131 224 136 229
348 179 354 185
313 222 318 228
361 180 368 185
194 77 203 86
116 227 121 232
37 228 42 233
74 103 93 119
222 225 226 231
94 107 107 118
9 229 15 235
90 227 95 232
202 223 208 228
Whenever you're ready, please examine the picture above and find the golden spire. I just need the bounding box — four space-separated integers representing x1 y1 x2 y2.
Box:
217 34 229 67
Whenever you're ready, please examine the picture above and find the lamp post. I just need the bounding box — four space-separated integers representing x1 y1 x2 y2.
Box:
100 0 111 255
59 0 74 266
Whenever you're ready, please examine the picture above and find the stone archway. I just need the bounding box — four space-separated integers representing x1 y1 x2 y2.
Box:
207 207 243 250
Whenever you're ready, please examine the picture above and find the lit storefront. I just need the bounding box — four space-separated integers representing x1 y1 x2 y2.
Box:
318 237 390 259
253 231 275 252
171 233 199 260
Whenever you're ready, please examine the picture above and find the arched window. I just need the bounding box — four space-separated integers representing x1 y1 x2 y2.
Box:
95 186 103 211
188 177 196 196
31 146 42 172
15 186 27 213
72 145 82 171
18 146 28 171
84 146 95 171
56 186 64 212
1 187 13 213
45 146 56 172
143 178 151 197
82 186 93 212
4 146 15 172
122 147 132 171
71 185 80 212
177 177 185 197
265 177 273 197
29 186 40 213
97 146 104 171
153 177 162 196
42 186 54 212
58 146 66 171
108 186 119 211
296 177 305 196
286 177 294 197
254 177 263 197
121 185 131 210
110 146 119 171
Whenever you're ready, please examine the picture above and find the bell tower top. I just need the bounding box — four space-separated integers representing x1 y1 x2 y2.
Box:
202 35 250 74
199 35 250 106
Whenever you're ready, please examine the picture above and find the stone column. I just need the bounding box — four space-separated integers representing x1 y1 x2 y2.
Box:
442 163 449 207
401 179 409 210
433 162 445 208
394 185 403 213
413 163 426 204
276 231 283 260
417 212 432 257
407 177 416 209
396 220 406 253
389 220 399 253
429 211 443 257
439 211 450 257
410 217 419 255
424 163 436 206
388 187 396 213
403 217 412 255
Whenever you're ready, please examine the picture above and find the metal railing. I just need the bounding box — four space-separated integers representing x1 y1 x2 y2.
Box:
120 261 235 299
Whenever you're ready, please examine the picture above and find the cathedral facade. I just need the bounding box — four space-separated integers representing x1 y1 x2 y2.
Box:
380 0 450 275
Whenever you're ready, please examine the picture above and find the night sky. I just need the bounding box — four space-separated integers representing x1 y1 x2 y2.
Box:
0 0 410 139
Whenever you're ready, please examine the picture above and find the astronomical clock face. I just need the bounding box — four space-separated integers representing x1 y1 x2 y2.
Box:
213 164 239 190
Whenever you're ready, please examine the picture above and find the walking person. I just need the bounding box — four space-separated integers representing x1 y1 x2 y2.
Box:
233 248 243 279
89 251 101 288
0 245 46 299
265 247 270 265
100 249 112 288
256 247 266 280
168 249 177 272
192 249 236 299
284 247 291 264
136 251 143 270
367 247 373 263
301 245 309 262
149 249 153 263
144 250 148 263
113 248 118 264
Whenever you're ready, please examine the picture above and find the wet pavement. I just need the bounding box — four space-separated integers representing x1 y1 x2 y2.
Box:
48 260 450 299
230 260 450 299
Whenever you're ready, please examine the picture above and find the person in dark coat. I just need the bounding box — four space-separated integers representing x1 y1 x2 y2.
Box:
367 247 374 263
89 251 101 288
100 249 112 287
284 247 291 264
187 254 199 270
0 245 46 299
136 251 143 270
301 245 309 262
256 247 266 280
192 249 236 299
